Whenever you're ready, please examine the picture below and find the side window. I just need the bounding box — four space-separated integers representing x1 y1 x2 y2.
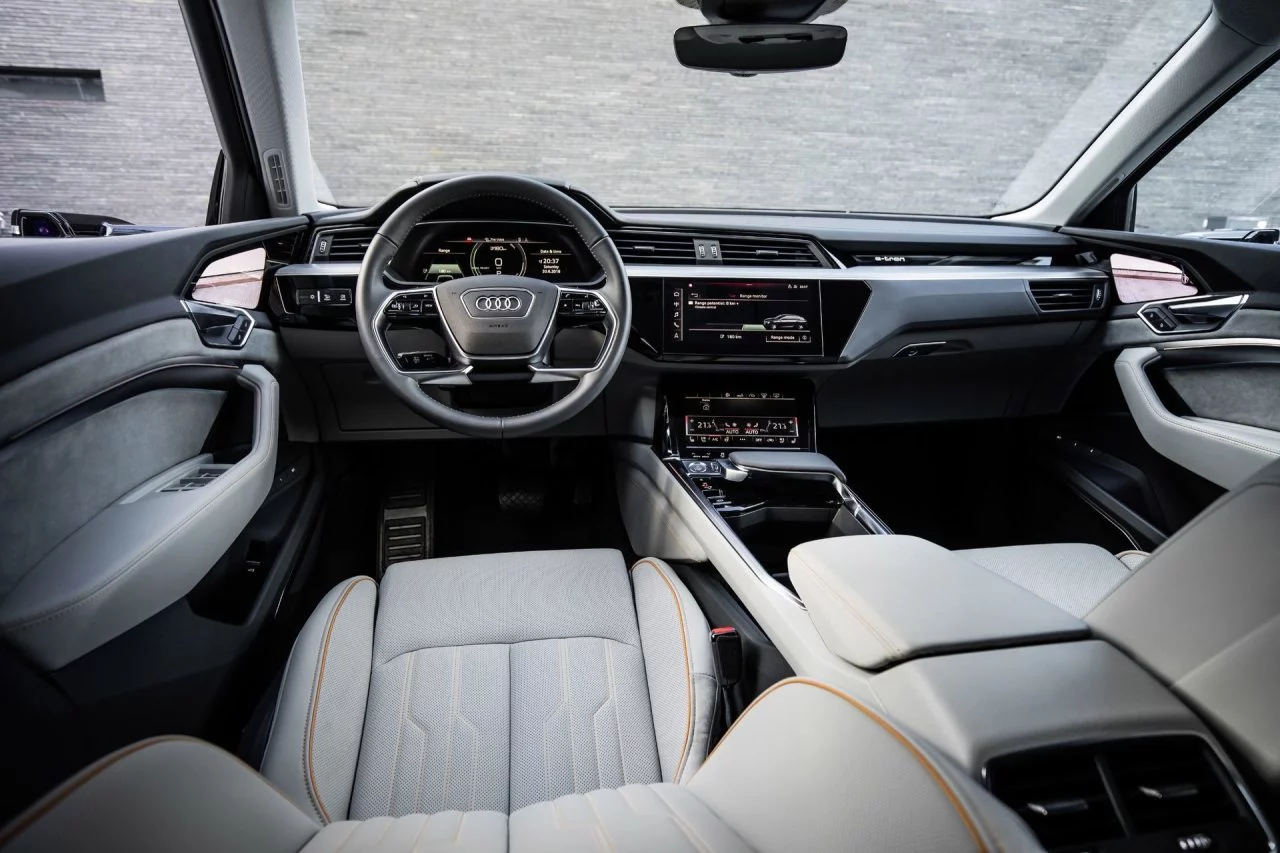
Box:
0 4 219 231
1135 62 1280 237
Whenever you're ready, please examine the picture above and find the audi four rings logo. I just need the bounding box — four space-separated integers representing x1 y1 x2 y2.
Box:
474 295 521 312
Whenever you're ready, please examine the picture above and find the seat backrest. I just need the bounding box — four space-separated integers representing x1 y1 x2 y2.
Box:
1087 458 1280 786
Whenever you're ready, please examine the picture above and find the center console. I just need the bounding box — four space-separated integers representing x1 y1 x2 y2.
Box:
657 377 888 587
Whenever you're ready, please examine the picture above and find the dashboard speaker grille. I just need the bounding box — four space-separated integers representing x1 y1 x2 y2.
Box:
264 150 290 207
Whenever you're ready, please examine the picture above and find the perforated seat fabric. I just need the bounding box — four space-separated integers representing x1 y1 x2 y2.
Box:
957 543 1142 618
261 550 716 823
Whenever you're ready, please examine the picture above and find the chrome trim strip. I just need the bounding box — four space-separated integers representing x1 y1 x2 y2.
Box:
276 262 363 277
289 261 1108 284
1157 336 1280 351
623 264 1107 282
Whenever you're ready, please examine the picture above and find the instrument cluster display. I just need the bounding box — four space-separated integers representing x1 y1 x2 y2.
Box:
402 222 593 283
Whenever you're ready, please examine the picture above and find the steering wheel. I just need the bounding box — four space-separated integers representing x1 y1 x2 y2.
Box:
355 174 631 438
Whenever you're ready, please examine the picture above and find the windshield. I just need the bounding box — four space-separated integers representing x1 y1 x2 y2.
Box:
297 0 1206 214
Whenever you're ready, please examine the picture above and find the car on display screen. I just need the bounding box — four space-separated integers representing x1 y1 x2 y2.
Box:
1 1 1279 852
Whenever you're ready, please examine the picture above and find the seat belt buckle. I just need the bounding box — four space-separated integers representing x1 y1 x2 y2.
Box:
710 626 742 687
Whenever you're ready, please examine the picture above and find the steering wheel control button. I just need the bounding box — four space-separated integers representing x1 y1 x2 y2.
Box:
396 351 448 371
557 292 608 324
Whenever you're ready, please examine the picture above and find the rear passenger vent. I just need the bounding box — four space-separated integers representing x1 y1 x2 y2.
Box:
313 227 376 262
718 236 823 267
611 232 698 265
264 150 290 207
985 737 1266 852
1108 738 1239 835
986 750 1122 851
1028 278 1104 312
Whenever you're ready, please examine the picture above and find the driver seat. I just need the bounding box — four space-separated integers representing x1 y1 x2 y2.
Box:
261 550 717 822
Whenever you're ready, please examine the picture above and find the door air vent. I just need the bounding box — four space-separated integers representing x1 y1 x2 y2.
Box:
611 232 699 265
313 227 376 262
264 150 290 207
985 737 1267 853
718 236 824 267
1028 278 1104 312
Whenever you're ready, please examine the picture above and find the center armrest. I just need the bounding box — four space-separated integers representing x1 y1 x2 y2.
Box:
789 535 1088 671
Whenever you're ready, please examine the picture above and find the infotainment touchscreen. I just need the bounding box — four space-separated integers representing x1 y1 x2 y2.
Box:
663 279 823 356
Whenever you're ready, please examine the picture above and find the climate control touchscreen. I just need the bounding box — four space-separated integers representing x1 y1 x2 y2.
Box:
664 279 823 356
682 391 805 449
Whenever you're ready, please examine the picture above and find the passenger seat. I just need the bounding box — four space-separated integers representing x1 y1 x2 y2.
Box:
957 543 1147 617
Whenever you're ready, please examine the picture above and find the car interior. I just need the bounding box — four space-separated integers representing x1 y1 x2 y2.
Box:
3 0 1280 851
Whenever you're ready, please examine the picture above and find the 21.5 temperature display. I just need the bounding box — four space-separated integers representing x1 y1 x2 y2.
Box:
684 415 801 447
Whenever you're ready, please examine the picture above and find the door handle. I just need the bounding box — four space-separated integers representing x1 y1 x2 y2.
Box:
1138 293 1246 335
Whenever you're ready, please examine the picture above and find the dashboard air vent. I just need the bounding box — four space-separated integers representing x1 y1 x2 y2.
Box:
611 232 698 265
718 236 823 267
314 227 376 262
1028 278 1103 312
986 750 1122 851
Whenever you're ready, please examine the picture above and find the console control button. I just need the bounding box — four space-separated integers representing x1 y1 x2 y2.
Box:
295 288 319 306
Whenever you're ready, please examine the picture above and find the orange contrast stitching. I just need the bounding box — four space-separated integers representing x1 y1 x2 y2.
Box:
704 677 990 853
633 559 695 782
306 577 373 823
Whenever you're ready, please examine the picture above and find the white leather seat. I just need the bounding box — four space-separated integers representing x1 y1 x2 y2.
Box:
957 543 1148 617
261 549 717 822
0 678 1044 852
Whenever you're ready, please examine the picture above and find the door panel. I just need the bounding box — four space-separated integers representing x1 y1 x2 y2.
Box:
0 220 318 817
1115 345 1280 489
0 366 278 670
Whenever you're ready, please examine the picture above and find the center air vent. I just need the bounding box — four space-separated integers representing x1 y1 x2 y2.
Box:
1028 277 1105 312
611 232 698 265
985 737 1267 853
313 227 376 262
611 231 824 267
718 236 823 267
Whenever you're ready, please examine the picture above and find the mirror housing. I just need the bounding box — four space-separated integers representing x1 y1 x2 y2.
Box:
674 24 846 75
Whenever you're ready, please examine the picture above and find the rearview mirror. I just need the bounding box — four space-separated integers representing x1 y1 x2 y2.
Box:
674 24 847 75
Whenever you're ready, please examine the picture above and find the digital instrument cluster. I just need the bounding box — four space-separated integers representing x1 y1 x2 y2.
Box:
401 222 592 283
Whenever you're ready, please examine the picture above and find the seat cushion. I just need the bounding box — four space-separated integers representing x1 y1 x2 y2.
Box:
263 550 715 822
958 543 1137 617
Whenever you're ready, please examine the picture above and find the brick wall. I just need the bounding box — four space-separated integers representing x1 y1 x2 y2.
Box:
0 1 218 226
